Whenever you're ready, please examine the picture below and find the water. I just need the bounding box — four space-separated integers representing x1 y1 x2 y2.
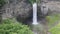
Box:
32 3 38 25
32 3 38 34
32 3 48 34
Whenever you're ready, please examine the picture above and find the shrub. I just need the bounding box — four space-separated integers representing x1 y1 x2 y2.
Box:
46 14 60 34
28 0 40 4
28 0 36 4
46 14 60 26
49 22 60 34
0 18 33 34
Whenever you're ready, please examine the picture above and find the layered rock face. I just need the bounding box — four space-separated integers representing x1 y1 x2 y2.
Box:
2 0 42 25
37 0 60 25
48 0 60 1
2 0 60 25
2 0 32 19
45 1 60 15
2 0 32 25
38 0 60 15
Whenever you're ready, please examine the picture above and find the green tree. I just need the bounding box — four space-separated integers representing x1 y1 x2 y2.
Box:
0 0 6 23
28 0 40 4
29 0 36 4
0 18 33 34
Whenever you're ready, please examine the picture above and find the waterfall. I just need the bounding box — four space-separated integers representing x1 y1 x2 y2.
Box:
32 3 38 25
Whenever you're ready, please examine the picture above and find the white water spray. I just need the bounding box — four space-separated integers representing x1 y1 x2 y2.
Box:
32 3 38 25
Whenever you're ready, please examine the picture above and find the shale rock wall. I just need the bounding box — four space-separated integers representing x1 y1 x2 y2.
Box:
2 0 32 19
2 0 60 25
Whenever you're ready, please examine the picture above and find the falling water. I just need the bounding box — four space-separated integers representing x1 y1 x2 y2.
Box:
32 1 49 34
32 3 47 34
32 3 38 25
32 3 38 34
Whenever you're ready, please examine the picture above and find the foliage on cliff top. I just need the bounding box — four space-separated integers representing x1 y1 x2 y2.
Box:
0 0 6 8
28 0 40 4
28 0 36 4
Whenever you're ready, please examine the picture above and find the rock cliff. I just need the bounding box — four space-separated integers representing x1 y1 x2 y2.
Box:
2 0 60 25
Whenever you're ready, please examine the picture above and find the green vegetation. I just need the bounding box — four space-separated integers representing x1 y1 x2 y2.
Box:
0 0 6 8
49 22 60 34
46 14 60 26
28 0 36 4
28 0 40 4
0 18 33 34
46 14 60 34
